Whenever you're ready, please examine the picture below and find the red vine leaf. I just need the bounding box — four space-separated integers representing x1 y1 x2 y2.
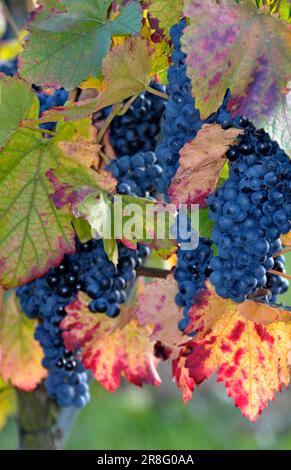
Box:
136 275 185 358
172 356 195 404
168 124 242 207
183 0 291 126
61 293 161 392
0 293 47 391
175 287 291 421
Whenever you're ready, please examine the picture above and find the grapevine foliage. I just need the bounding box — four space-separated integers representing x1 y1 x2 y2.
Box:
0 0 290 426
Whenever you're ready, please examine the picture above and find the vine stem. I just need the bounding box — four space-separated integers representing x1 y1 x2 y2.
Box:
275 0 282 13
274 247 291 257
136 266 171 279
99 149 111 164
146 86 169 100
96 95 139 145
21 124 56 137
17 384 79 450
269 269 291 281
1 0 22 40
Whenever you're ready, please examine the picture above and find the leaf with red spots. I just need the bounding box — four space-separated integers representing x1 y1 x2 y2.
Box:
47 120 117 214
0 292 47 391
61 293 161 392
0 80 76 289
183 0 291 130
175 287 291 421
172 356 195 404
136 275 185 359
168 124 242 207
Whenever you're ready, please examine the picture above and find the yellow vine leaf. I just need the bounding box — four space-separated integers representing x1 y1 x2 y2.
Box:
0 378 16 431
0 293 47 391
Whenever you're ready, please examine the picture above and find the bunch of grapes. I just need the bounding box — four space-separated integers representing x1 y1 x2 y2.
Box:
155 19 203 194
109 82 166 156
17 239 150 407
207 120 291 303
106 150 163 198
174 238 213 332
17 263 89 408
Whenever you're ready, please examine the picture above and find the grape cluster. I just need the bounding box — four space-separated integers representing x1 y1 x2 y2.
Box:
17 240 149 406
106 151 163 198
17 275 89 408
175 238 213 332
155 19 203 194
207 121 291 303
109 82 166 156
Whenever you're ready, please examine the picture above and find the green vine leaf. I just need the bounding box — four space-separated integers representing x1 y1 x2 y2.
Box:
19 0 142 89
183 0 291 128
36 37 155 124
0 76 37 149
0 80 77 288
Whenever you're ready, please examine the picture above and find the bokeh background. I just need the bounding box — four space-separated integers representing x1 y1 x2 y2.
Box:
0 0 291 450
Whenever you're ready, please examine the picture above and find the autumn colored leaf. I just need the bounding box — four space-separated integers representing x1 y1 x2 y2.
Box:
186 284 237 336
0 293 46 391
47 157 116 212
0 378 16 431
0 76 37 149
172 356 195 404
94 37 154 110
54 118 102 168
238 300 291 325
183 0 291 129
281 232 291 246
175 287 291 421
168 124 242 207
136 275 185 358
265 85 291 154
36 37 155 124
62 293 161 391
0 83 76 288
147 0 184 36
20 0 142 89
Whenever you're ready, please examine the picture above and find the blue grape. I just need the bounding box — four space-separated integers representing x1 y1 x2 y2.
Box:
208 122 290 302
109 81 166 156
155 19 203 193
